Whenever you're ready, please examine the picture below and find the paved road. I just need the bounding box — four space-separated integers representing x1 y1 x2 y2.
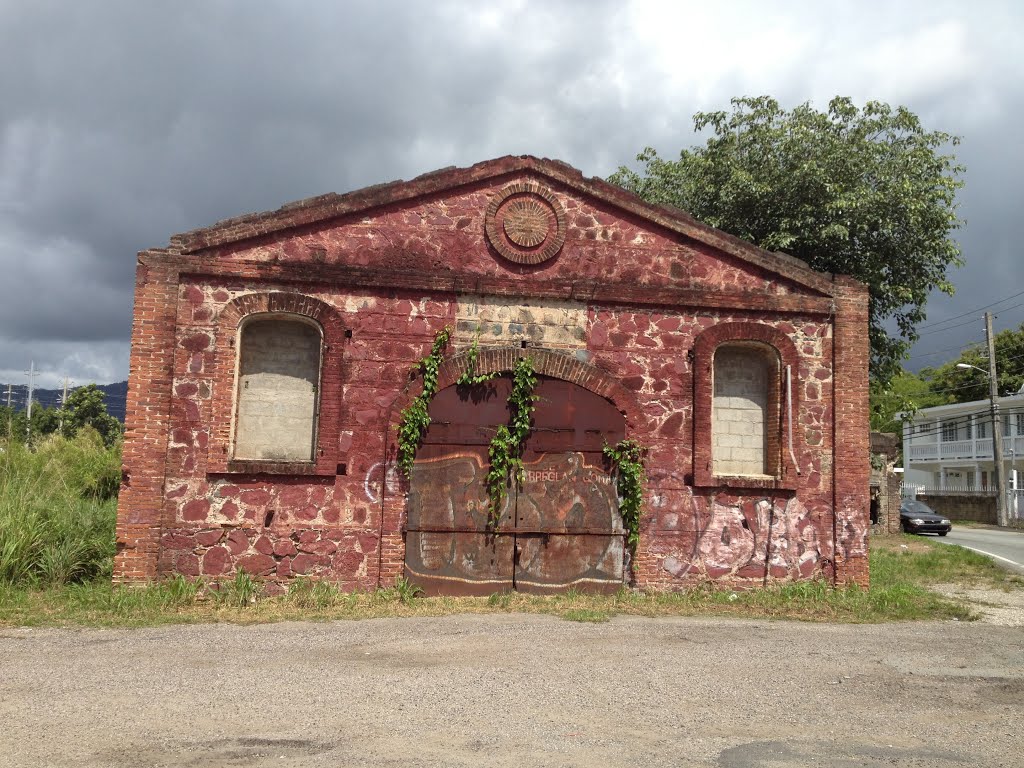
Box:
938 526 1024 573
1 615 1022 768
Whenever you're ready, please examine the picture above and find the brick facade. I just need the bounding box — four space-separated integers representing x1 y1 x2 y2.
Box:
114 156 871 590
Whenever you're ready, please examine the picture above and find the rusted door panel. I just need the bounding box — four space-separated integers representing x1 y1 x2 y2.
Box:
514 450 624 593
405 374 627 595
514 534 624 594
530 378 625 448
405 445 516 595
515 452 620 533
405 380 515 596
425 379 511 446
514 379 627 593
405 447 489 532
405 531 515 596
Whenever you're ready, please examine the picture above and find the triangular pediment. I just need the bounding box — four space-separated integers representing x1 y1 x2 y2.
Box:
164 156 842 300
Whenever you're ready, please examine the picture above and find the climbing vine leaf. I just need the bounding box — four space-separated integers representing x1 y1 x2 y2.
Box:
603 438 646 557
396 327 451 477
456 336 497 387
485 356 538 526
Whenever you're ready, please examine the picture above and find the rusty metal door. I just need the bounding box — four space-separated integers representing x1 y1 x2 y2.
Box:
513 378 626 594
404 375 626 596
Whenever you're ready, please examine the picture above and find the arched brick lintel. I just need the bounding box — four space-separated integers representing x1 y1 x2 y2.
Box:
218 292 345 337
387 346 645 435
692 321 799 365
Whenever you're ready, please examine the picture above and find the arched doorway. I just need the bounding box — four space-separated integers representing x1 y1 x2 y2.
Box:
404 375 626 595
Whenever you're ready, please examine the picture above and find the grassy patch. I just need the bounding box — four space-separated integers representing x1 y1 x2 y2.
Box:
561 608 611 623
3 535 1005 628
872 534 1019 588
0 576 976 628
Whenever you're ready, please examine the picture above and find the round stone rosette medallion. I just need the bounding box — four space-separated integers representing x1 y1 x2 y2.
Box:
485 182 567 265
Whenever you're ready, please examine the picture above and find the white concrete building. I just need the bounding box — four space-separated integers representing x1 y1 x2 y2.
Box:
901 391 1024 495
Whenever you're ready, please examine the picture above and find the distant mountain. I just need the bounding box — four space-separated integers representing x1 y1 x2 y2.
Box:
0 380 128 423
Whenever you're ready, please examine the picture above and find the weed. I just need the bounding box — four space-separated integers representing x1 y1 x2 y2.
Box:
487 590 513 608
393 576 424 605
0 433 119 588
561 608 610 623
162 575 204 606
212 570 261 608
287 577 342 609
560 586 582 603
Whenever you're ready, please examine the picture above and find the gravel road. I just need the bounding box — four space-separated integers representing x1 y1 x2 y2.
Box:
2 615 1022 768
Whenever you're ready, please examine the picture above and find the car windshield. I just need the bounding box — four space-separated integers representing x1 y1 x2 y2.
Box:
902 500 937 515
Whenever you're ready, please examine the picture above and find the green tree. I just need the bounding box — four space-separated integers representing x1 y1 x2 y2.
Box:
870 369 947 434
58 385 123 447
31 403 61 437
0 404 25 440
922 323 1024 404
609 96 965 383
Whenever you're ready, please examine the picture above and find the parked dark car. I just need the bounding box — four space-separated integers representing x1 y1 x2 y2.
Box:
899 500 952 536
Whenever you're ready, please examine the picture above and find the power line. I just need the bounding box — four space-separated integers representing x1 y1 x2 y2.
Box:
908 341 984 361
918 380 998 396
916 302 1024 338
917 288 1024 331
917 315 991 336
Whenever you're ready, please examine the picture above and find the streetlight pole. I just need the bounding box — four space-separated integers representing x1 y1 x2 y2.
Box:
958 313 1008 526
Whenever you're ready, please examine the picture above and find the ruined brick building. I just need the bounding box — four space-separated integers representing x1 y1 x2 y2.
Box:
114 156 870 593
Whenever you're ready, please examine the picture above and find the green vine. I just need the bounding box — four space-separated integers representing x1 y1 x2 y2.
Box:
396 326 451 477
456 336 497 387
485 356 538 526
602 439 646 555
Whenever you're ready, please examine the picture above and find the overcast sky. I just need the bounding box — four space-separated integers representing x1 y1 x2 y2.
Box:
1 0 1021 389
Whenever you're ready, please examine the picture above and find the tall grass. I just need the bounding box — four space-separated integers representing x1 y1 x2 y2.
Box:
0 430 119 587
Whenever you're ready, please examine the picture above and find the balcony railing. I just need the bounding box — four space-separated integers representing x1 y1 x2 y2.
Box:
907 435 1024 462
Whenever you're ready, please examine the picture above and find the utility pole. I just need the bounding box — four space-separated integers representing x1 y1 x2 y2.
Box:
4 382 11 438
24 361 39 441
57 375 72 434
986 312 1008 527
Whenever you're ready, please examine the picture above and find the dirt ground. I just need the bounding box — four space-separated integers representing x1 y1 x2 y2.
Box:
1 610 1022 768
933 584 1024 627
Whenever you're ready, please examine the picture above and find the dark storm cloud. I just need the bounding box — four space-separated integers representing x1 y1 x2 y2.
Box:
0 0 1020 385
0 0 628 383
897 80 1024 369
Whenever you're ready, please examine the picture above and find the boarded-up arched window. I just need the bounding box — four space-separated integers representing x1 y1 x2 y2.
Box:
712 344 778 477
233 316 322 462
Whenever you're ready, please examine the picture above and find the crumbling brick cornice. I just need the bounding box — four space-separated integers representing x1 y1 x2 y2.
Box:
165 155 841 297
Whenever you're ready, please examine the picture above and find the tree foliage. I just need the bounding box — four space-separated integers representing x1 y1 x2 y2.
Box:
59 384 123 447
921 322 1024 404
0 384 122 447
869 370 947 434
609 96 965 383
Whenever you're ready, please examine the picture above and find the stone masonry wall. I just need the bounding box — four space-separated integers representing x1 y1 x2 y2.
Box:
115 159 871 591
